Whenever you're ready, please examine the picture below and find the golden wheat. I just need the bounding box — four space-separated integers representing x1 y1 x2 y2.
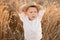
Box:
0 0 60 40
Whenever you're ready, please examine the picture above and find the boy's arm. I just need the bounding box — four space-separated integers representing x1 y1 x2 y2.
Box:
38 9 44 21
18 12 26 22
19 6 25 22
19 4 27 22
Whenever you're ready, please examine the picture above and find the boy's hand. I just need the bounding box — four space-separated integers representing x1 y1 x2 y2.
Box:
19 3 27 13
19 8 23 13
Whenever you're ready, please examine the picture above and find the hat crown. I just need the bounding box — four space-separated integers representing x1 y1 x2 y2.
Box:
28 2 37 5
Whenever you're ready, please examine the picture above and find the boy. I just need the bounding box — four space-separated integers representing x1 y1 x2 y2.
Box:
19 2 44 40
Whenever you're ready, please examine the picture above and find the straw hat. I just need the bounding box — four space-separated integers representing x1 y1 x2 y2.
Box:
20 2 42 12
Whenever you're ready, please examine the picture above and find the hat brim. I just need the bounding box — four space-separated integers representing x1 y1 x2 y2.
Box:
22 3 42 12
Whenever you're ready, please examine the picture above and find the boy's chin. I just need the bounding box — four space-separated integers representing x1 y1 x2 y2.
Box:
29 18 35 21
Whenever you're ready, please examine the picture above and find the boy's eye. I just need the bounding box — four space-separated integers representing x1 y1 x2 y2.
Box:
34 11 37 13
30 12 33 13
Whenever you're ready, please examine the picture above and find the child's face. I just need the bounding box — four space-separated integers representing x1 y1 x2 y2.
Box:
26 7 38 20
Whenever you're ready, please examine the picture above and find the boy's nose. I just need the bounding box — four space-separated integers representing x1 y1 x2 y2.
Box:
32 12 35 15
32 13 35 15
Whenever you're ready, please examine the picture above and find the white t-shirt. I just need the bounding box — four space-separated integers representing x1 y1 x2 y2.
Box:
19 10 44 40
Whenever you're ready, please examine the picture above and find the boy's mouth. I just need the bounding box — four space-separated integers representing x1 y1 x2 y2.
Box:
32 16 35 18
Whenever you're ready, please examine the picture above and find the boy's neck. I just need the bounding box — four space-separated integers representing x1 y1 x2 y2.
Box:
29 18 33 21
28 18 36 21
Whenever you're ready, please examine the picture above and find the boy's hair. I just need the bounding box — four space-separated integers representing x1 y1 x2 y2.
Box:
25 5 39 12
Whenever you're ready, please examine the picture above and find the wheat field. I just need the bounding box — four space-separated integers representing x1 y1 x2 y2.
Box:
0 0 60 40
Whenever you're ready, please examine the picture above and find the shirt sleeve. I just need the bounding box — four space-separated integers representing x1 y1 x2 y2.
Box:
38 9 44 21
18 13 27 22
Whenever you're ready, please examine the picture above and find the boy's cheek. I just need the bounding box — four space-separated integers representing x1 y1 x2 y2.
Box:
34 14 38 17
